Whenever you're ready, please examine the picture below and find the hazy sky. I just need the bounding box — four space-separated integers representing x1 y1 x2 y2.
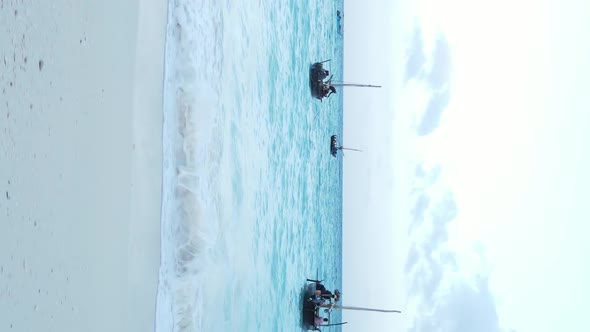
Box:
342 0 590 331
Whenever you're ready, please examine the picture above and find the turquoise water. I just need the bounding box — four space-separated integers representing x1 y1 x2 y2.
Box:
156 0 344 331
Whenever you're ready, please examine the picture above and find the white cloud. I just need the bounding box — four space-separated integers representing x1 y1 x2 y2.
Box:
405 163 510 332
401 22 514 332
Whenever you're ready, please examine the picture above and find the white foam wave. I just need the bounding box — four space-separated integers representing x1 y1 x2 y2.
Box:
156 1 225 329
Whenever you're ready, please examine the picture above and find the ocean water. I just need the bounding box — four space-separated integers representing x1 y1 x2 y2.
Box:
156 0 344 331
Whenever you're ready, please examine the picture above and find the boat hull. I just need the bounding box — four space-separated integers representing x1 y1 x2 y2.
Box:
330 135 338 157
302 282 319 330
309 62 329 100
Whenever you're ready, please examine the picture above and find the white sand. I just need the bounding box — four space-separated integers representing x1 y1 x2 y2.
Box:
0 1 167 331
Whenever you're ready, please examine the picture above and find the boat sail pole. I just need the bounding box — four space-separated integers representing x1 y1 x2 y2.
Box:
329 83 382 88
338 147 362 152
322 304 402 313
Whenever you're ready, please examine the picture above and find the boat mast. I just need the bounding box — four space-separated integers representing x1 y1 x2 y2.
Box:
329 83 381 88
338 147 362 152
318 321 348 327
321 304 401 313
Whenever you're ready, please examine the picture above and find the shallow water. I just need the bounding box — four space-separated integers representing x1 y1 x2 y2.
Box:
156 0 344 331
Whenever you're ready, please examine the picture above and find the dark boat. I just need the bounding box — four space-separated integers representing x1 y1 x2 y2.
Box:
310 60 381 101
309 60 333 101
330 135 362 158
336 11 343 35
303 279 347 331
302 277 401 330
330 135 339 157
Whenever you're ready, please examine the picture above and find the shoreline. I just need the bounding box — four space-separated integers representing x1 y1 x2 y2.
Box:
129 1 168 330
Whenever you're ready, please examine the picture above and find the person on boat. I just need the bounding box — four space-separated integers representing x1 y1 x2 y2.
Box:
331 135 338 146
325 85 337 97
316 69 329 82
314 316 329 325
323 85 336 98
321 83 331 97
315 284 340 302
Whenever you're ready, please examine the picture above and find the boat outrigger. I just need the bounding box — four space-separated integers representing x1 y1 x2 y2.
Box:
330 135 362 158
302 277 401 331
309 60 381 101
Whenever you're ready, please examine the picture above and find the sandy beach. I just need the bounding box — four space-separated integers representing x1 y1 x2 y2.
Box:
0 1 167 331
